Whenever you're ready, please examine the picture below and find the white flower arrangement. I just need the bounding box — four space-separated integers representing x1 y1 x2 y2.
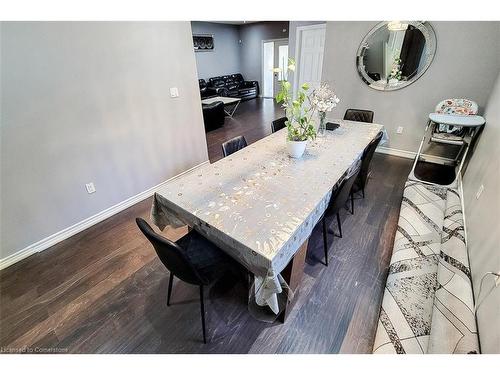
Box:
311 83 340 113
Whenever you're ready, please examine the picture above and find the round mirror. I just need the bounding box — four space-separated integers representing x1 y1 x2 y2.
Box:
356 21 436 91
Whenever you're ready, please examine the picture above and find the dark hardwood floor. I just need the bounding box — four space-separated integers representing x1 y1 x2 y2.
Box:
205 97 284 162
0 99 412 353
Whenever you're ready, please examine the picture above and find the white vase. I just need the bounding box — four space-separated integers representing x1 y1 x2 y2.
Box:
287 140 307 158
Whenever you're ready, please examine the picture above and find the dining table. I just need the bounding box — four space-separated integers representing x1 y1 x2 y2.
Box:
151 120 385 320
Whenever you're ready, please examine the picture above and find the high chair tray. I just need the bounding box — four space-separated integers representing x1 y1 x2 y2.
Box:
429 113 485 127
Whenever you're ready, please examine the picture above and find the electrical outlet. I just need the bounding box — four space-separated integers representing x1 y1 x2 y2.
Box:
396 126 404 134
170 87 179 98
475 184 484 200
85 182 96 194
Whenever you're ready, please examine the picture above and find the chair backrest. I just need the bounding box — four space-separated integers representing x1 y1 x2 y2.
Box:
209 76 226 88
136 218 202 285
367 72 381 81
221 135 247 157
230 73 244 83
271 117 288 133
325 162 361 216
358 131 383 187
344 109 374 123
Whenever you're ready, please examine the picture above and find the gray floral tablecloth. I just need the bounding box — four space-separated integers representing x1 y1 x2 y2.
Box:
151 120 384 314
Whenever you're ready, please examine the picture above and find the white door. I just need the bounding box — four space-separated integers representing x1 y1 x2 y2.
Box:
273 40 289 97
295 25 326 94
262 41 275 98
262 39 289 98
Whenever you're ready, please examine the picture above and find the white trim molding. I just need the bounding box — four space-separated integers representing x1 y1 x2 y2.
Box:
375 146 416 159
260 37 289 99
376 146 453 166
0 161 209 270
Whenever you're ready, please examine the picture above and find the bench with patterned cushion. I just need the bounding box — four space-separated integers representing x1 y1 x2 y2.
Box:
372 181 479 354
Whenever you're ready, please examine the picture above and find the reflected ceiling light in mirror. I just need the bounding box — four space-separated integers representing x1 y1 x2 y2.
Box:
356 21 437 91
387 21 408 31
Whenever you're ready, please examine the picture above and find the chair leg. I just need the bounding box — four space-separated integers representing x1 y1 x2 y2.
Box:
350 192 354 215
322 217 328 267
167 273 174 306
200 285 207 344
247 271 251 290
337 212 342 238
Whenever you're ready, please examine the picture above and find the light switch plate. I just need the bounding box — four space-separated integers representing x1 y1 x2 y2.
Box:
396 126 404 134
170 87 179 98
85 182 96 194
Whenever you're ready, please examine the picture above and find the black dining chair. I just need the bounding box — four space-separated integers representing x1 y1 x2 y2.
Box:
343 109 374 123
136 218 236 343
271 116 288 133
221 135 248 157
353 131 383 199
321 164 361 266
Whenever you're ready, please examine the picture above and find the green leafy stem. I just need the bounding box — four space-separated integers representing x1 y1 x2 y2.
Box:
275 58 317 142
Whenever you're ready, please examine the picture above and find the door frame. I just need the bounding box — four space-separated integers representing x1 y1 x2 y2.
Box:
293 23 326 96
261 38 289 99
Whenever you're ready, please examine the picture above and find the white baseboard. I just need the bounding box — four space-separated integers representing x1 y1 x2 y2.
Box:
376 146 453 166
375 146 416 159
0 161 209 270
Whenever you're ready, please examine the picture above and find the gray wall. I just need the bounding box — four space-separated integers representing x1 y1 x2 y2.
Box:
190 21 289 86
462 72 500 354
321 21 500 152
239 21 290 83
191 22 241 80
0 21 209 259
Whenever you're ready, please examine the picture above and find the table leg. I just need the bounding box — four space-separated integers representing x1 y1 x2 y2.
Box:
224 101 240 117
278 238 309 323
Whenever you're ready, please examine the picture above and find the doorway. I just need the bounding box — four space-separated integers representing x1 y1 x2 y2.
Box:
262 38 289 98
294 24 326 95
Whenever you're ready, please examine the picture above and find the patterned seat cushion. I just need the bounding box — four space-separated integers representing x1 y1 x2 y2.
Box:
373 181 479 354
431 132 465 145
427 189 479 353
373 182 445 354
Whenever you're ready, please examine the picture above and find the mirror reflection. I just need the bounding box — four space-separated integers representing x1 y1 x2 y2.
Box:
357 21 436 91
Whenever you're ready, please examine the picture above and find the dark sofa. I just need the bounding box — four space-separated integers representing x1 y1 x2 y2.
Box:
199 79 218 99
207 74 259 100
